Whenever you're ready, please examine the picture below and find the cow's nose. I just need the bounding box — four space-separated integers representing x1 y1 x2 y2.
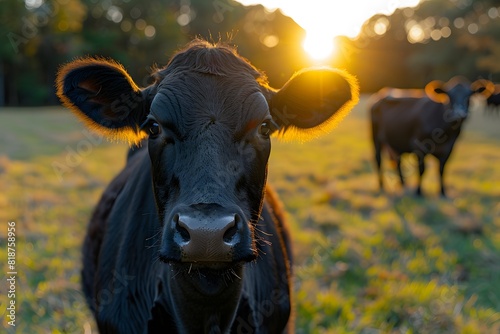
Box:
174 212 238 262
164 204 254 263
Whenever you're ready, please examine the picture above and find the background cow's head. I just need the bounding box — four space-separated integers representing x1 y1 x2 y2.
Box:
425 76 494 121
56 39 358 272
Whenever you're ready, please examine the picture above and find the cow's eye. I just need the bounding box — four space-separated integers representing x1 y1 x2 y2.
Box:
148 122 161 137
259 122 272 137
149 122 160 136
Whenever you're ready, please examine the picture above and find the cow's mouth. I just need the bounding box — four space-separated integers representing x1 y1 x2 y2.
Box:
169 262 245 297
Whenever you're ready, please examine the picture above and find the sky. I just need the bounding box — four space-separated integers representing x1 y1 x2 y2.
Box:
235 0 422 59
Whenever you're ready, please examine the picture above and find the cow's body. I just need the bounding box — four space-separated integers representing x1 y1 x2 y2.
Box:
56 39 358 333
83 145 292 332
370 78 491 196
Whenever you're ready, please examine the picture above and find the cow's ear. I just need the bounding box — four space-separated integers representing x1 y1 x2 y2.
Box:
268 68 359 141
56 58 151 145
471 79 494 98
425 80 449 103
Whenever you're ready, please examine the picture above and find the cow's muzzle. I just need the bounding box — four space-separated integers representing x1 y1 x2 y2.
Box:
159 203 256 264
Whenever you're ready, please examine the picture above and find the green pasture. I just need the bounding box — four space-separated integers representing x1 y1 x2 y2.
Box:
0 96 499 333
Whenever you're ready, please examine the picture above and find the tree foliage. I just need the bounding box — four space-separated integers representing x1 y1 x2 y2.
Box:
348 0 500 91
1 0 500 105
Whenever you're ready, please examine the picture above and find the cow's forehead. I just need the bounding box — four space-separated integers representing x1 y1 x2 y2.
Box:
150 73 270 135
157 70 263 100
448 83 472 99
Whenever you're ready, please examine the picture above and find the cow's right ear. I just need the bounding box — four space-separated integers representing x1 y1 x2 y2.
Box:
268 67 359 142
425 80 449 103
56 58 151 145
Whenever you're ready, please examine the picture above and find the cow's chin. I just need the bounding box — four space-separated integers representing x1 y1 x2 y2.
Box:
170 262 245 297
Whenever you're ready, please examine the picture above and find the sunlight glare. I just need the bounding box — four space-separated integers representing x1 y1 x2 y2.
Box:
236 0 421 61
302 32 334 61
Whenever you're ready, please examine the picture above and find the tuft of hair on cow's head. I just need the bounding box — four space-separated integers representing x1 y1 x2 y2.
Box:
56 40 359 146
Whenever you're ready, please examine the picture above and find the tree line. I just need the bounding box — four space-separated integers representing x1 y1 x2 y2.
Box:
1 0 499 106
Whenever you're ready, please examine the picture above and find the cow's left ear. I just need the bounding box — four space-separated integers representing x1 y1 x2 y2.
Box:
471 79 494 98
56 58 152 145
268 68 359 141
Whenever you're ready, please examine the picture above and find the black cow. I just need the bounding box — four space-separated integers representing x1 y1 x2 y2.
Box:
485 84 500 115
56 39 359 333
370 77 492 197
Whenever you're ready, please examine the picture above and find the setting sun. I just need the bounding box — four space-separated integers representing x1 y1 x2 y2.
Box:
302 32 335 61
236 0 421 61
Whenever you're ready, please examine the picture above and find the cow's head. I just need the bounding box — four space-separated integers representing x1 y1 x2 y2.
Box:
425 76 494 121
56 39 358 291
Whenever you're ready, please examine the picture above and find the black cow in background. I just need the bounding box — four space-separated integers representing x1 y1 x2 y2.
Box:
370 77 493 197
56 39 359 333
485 84 500 115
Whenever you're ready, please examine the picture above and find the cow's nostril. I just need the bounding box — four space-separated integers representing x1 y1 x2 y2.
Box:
223 214 240 244
174 214 191 242
223 223 237 243
177 225 190 242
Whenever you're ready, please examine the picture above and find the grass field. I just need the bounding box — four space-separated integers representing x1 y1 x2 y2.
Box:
1 96 499 333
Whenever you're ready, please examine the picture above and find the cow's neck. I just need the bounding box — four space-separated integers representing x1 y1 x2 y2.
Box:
161 264 245 333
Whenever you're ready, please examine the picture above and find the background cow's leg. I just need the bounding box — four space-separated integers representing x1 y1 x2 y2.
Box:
416 154 426 196
438 156 449 197
370 111 384 193
396 157 405 188
374 142 383 192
